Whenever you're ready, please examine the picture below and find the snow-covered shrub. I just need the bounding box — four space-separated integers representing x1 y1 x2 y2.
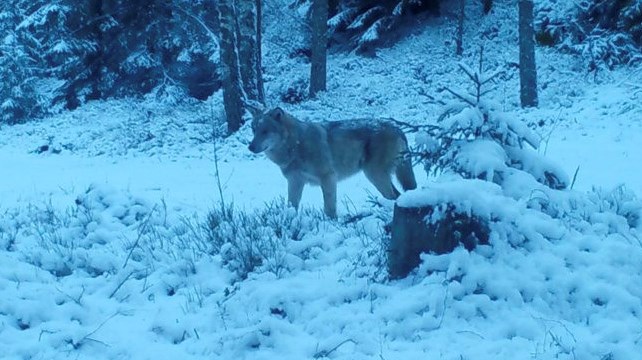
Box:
391 57 572 277
588 185 642 229
6 185 155 278
0 210 22 251
536 0 642 71
341 199 395 282
418 61 568 191
22 199 99 277
205 199 324 279
397 179 563 249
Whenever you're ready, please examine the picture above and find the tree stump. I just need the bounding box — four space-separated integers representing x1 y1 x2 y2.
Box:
388 203 490 279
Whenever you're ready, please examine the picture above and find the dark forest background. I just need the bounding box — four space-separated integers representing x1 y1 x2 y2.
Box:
1 0 640 125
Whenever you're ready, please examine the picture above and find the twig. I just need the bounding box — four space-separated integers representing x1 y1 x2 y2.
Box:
416 87 445 105
211 103 227 215
122 204 158 269
441 87 476 107
174 7 219 43
140 268 151 293
39 329 57 341
570 166 580 190
56 286 85 306
542 109 563 155
383 117 439 134
341 210 373 225
109 270 134 299
532 316 578 343
436 284 449 329
476 45 484 102
456 330 485 339
313 339 356 358
480 69 506 85
73 312 121 349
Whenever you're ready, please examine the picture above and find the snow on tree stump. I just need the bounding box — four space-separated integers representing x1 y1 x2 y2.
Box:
389 185 491 279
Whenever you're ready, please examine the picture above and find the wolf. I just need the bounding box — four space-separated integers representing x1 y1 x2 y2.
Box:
248 107 417 218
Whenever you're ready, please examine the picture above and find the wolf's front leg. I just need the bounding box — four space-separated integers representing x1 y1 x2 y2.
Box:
320 174 338 219
287 176 305 210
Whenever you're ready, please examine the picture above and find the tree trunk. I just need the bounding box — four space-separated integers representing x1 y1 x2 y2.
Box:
236 0 264 104
389 203 489 279
482 0 492 14
518 0 538 108
309 0 328 98
456 0 465 56
256 0 265 104
218 0 245 133
86 0 104 101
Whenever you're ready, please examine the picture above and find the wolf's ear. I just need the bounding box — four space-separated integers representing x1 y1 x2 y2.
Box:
273 107 284 121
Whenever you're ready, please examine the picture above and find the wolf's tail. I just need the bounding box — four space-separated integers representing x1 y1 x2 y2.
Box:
395 138 417 191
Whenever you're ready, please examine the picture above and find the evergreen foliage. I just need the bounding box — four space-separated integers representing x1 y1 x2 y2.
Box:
327 0 441 53
536 0 642 70
414 55 568 191
0 0 220 123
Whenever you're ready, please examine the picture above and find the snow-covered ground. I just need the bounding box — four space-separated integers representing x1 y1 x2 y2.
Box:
1 2 642 359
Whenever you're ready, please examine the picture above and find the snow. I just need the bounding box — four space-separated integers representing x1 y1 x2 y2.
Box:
1 1 642 359
453 140 508 181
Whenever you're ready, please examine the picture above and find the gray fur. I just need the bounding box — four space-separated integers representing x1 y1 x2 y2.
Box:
249 107 417 218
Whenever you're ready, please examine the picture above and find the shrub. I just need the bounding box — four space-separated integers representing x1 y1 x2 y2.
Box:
205 199 324 279
415 56 568 192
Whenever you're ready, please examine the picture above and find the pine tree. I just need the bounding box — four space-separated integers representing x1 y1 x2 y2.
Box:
536 0 642 70
0 28 43 123
0 1 69 122
417 55 565 190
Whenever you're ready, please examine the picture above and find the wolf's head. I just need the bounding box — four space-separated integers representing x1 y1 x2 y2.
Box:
248 107 288 154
